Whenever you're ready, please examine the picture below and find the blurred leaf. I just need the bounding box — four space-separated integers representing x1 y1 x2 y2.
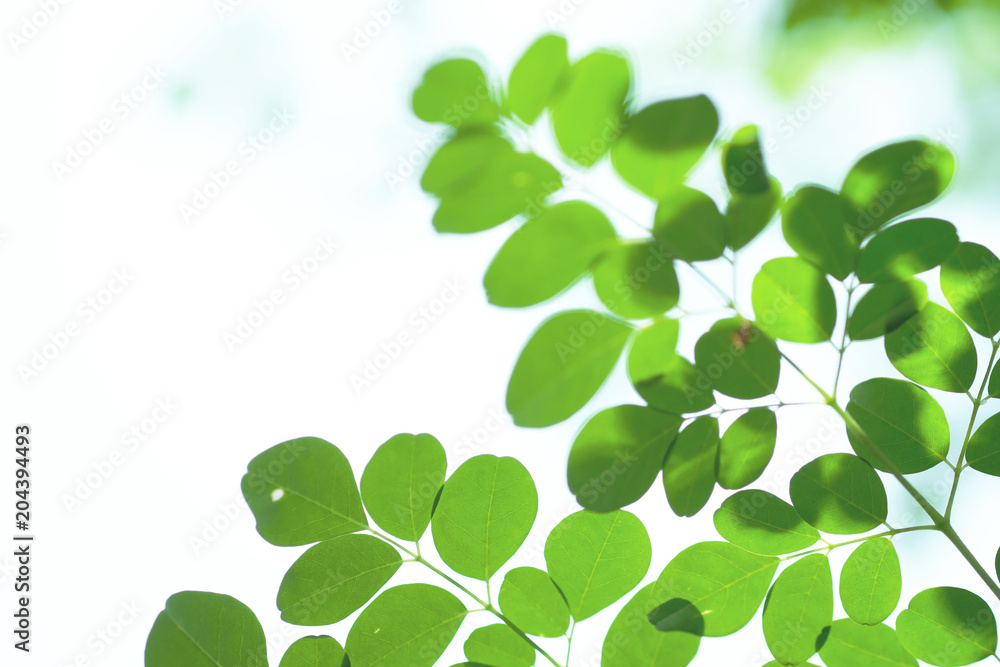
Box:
146 592 267 667
841 140 955 236
966 412 1000 475
346 584 466 667
897 587 998 666
662 417 719 517
431 455 536 580
360 433 446 541
846 378 950 473
752 257 837 343
611 96 720 199
242 437 367 547
568 404 682 512
818 620 917 667
412 59 499 127
847 280 927 341
884 302 976 393
629 319 716 413
545 510 651 621
464 625 534 667
694 318 780 399
857 218 958 283
789 453 888 534
940 242 1000 337
840 538 901 625
497 567 570 637
601 583 700 665
653 541 779 637
507 34 569 124
652 187 727 262
279 636 347 667
762 554 833 665
592 241 680 318
551 51 630 166
507 310 632 427
713 489 819 555
781 185 859 279
484 201 616 307
725 182 781 250
716 408 777 489
277 534 402 625
723 125 771 195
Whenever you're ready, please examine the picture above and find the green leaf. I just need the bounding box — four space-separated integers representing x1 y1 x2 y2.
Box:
550 51 630 166
717 408 777 490
146 592 267 667
897 587 998 666
497 567 570 638
841 140 956 236
694 318 780 400
628 319 715 414
990 358 1000 399
840 538 901 625
421 132 562 234
507 310 632 427
725 182 781 250
346 584 466 667
611 96 719 199
762 554 834 665
723 125 772 195
600 583 701 666
781 186 860 280
857 218 958 283
662 417 719 517
752 257 837 343
412 59 499 127
279 636 347 667
652 187 727 262
242 437 367 546
847 280 928 341
940 242 1000 337
277 534 402 625
846 377 951 473
545 509 651 621
360 433 446 541
789 453 888 534
653 541 779 637
884 302 977 393
507 34 569 124
463 625 534 667
714 490 820 555
592 241 680 319
967 412 1000 476
818 619 917 667
763 663 820 667
568 404 683 512
484 201 617 307
431 455 536 580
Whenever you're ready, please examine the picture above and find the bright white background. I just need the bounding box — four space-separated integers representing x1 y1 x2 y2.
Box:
1 0 999 665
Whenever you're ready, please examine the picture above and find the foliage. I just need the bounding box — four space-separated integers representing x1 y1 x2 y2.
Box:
147 34 1000 667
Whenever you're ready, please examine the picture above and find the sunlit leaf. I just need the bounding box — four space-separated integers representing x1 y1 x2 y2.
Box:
629 319 715 414
762 554 833 664
967 412 1000 476
847 280 927 341
507 34 569 124
752 257 837 343
551 51 630 166
146 592 267 667
694 318 780 399
723 125 772 195
725 182 781 250
781 185 859 280
897 587 998 667
497 567 570 638
464 625 534 667
819 619 917 667
884 302 976 393
662 417 718 517
714 490 819 555
601 583 701 666
840 538 901 625
716 408 777 490
789 453 888 534
412 59 499 127
652 187 727 262
279 636 347 667
940 242 1000 338
592 241 680 318
857 218 958 283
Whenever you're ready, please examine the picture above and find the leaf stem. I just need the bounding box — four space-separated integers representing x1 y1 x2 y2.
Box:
780 525 936 560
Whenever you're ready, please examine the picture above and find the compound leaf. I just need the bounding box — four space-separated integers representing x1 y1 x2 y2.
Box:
662 417 719 517
789 453 887 534
716 408 777 490
146 592 267 667
897 587 998 667
857 218 958 283
497 567 570 638
762 554 833 665
840 538 901 625
884 302 976 393
714 489 820 555
752 257 837 343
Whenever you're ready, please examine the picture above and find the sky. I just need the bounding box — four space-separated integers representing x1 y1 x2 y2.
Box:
1 0 998 665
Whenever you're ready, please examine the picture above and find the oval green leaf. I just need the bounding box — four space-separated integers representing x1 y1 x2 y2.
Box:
781 185 859 280
277 534 402 625
464 625 534 667
545 509 651 621
652 187 727 262
857 218 958 283
507 34 569 124
762 554 833 665
897 587 998 666
592 241 680 319
789 453 888 534
723 125 771 195
847 280 927 341
884 302 976 393
663 417 719 517
940 242 1000 337
840 538 902 625
819 619 917 667
717 408 778 490
242 437 367 546
694 318 780 400
628 319 715 414
725 182 781 251
507 310 632 427
967 412 1000 476
550 51 630 166
497 567 570 638
752 257 837 343
412 59 499 127
146 592 267 667
279 636 347 667
714 490 820 555
568 404 683 512
600 582 701 666
431 455 537 580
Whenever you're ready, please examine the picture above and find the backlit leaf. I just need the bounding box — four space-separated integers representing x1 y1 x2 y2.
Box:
725 182 781 250
550 51 630 166
897 587 998 666
507 34 569 124
789 453 888 534
884 302 976 393
146 592 267 667
592 241 680 318
694 318 780 400
857 218 958 283
716 408 777 490
652 187 727 262
840 538 901 625
412 59 499 127
847 280 927 341
629 319 715 414
663 417 719 517
966 412 1000 476
723 125 772 195
600 583 701 666
781 185 859 280
940 242 1000 338
497 567 570 638
762 554 833 665
464 625 534 667
279 636 347 667
819 619 917 667
752 257 837 343
714 489 819 555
